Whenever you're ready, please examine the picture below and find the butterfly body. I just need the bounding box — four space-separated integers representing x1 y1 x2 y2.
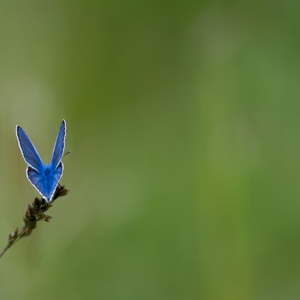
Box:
16 120 66 203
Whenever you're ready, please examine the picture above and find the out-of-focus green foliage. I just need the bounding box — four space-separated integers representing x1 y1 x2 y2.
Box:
0 1 300 299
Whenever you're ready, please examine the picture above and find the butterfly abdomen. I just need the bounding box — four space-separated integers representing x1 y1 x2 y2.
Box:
40 165 57 199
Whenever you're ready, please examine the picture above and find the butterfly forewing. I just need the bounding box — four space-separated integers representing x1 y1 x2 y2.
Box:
51 120 66 169
16 126 43 171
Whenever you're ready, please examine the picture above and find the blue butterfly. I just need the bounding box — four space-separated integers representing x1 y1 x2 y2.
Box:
16 120 66 203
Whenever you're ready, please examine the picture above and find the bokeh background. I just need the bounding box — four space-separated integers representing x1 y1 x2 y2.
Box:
0 1 300 299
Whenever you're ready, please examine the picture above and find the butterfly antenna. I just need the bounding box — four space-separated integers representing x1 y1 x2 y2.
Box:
63 150 71 157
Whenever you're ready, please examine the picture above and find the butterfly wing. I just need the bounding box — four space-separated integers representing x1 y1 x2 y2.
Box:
16 125 43 171
49 161 64 201
51 120 66 169
27 162 63 202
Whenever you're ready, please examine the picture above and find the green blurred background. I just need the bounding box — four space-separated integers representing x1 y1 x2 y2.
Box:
0 1 300 299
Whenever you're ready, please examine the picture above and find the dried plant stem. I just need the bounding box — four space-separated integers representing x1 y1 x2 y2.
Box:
0 236 21 259
0 185 69 260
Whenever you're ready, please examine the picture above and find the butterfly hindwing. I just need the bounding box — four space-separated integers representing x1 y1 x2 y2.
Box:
27 162 63 201
51 120 66 169
16 126 43 171
26 167 45 198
